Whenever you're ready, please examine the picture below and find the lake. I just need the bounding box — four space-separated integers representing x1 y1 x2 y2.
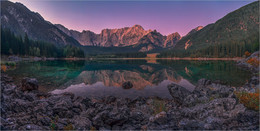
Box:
6 60 251 99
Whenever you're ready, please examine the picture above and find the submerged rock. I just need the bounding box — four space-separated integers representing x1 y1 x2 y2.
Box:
122 81 133 89
21 77 39 91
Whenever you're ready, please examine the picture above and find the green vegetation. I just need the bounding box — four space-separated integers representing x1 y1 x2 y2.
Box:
158 41 259 58
0 61 16 66
1 61 16 72
49 116 60 130
160 1 259 58
1 28 85 58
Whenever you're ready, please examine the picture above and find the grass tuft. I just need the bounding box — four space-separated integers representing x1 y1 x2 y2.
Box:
152 99 168 115
63 124 73 130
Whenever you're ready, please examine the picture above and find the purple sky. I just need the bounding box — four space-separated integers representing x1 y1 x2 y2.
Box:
10 0 255 36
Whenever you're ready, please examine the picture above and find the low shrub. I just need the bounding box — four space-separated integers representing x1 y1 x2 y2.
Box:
245 51 251 57
235 91 259 111
1 65 7 72
247 57 259 67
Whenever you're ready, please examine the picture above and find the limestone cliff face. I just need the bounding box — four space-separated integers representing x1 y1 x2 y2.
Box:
164 32 181 47
99 25 152 47
55 24 182 50
72 30 99 46
55 24 99 46
137 30 166 47
56 24 152 47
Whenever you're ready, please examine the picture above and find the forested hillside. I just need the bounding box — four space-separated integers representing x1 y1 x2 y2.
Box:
158 41 259 58
158 1 259 58
1 1 80 46
1 28 85 58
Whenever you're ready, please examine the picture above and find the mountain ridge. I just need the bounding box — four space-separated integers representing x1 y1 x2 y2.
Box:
1 0 258 54
1 1 81 46
55 24 181 50
175 1 259 51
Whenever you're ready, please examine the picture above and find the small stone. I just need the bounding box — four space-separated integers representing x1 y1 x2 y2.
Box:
149 111 167 124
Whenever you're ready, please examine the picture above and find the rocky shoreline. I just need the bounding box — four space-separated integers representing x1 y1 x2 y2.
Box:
1 71 259 130
1 52 259 130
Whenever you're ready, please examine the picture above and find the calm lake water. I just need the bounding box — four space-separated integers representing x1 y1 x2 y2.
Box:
6 60 251 99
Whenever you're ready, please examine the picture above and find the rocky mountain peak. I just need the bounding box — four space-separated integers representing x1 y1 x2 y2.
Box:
14 2 27 9
152 30 158 33
82 30 94 34
168 32 181 38
195 26 203 31
186 26 204 36
137 29 166 49
133 24 144 29
164 32 181 47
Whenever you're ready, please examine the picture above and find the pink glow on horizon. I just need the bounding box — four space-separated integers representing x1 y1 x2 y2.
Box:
9 0 255 36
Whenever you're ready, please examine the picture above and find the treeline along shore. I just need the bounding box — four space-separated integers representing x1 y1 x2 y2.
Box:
1 28 259 59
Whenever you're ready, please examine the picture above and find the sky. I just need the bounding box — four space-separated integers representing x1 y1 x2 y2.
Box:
9 0 255 36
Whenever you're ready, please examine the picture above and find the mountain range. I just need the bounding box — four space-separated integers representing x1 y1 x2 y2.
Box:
1 0 259 53
1 1 181 52
175 1 259 51
55 24 182 52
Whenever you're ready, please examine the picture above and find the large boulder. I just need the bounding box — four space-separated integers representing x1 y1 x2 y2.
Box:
21 77 39 91
167 83 192 104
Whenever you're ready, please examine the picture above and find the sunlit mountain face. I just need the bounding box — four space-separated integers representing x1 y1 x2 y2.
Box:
6 60 251 99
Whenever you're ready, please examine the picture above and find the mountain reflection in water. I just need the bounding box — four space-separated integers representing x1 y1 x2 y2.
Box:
6 60 251 99
52 63 196 98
